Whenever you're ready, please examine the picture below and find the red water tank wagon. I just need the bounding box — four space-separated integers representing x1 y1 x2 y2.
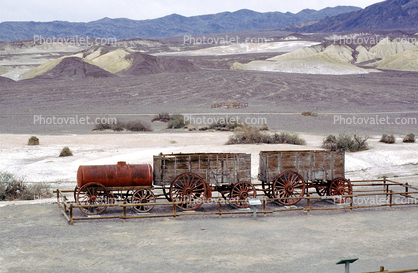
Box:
77 161 153 188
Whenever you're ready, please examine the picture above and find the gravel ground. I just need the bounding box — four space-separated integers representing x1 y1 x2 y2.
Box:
1 202 418 273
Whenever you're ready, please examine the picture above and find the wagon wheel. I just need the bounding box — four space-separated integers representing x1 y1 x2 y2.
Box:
315 185 328 196
169 173 207 211
329 177 352 203
73 186 79 201
131 189 156 213
76 182 109 215
230 181 257 208
272 171 306 206
261 181 273 198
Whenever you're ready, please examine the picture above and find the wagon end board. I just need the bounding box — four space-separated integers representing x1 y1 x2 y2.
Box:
259 150 345 182
153 153 251 186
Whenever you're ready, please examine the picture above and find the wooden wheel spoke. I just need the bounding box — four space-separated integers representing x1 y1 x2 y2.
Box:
170 173 207 211
273 171 305 206
76 183 108 215
230 181 256 208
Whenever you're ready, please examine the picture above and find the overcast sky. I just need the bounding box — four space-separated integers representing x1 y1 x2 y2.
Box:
1 0 384 23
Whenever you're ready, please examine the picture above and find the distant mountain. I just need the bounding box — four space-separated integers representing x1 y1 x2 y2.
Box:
284 0 418 32
0 6 361 42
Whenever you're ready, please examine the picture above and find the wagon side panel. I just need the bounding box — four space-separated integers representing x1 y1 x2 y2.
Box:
154 153 251 186
332 151 345 179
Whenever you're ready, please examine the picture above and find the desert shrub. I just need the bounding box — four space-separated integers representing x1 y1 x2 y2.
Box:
124 120 152 132
167 114 186 129
93 120 152 132
209 118 244 131
28 136 39 145
271 132 307 145
322 135 338 151
301 111 318 117
0 172 52 201
226 126 306 145
59 147 73 157
259 123 269 131
380 134 396 144
111 122 125 132
322 133 369 152
93 122 112 131
152 112 171 122
403 133 415 143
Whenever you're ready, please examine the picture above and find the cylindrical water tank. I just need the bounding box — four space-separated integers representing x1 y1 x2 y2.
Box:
77 161 153 188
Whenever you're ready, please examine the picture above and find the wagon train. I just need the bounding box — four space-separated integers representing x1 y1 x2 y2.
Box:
74 150 351 215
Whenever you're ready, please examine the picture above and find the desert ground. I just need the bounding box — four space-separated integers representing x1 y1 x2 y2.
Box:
1 52 418 271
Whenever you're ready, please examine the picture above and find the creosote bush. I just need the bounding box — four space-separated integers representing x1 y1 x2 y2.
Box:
151 112 171 122
380 134 396 144
0 172 51 201
209 118 244 131
59 147 73 157
322 133 369 152
93 123 112 131
93 120 152 132
167 114 187 129
226 126 306 145
28 136 39 145
124 120 152 132
403 133 415 143
301 111 318 117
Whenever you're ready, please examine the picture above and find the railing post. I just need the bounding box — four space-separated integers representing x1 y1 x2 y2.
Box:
56 189 60 207
69 204 73 225
173 203 176 219
123 201 127 222
218 200 222 218
389 190 393 209
306 191 310 214
263 199 266 217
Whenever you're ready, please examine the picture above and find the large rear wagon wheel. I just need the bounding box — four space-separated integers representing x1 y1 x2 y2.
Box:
169 173 207 211
230 181 257 208
272 171 305 206
76 182 109 215
329 177 352 203
131 189 156 213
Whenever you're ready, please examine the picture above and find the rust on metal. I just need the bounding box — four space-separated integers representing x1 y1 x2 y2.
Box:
77 161 153 188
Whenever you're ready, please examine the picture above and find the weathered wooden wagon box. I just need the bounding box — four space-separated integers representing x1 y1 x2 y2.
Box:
259 150 345 183
153 153 251 186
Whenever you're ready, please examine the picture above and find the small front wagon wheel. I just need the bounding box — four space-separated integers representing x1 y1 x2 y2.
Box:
329 177 352 203
131 189 156 213
76 182 109 215
230 181 256 208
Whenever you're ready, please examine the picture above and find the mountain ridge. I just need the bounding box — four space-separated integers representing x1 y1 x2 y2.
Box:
0 6 361 42
284 0 418 33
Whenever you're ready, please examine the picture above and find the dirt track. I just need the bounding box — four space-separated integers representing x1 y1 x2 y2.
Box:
1 202 417 272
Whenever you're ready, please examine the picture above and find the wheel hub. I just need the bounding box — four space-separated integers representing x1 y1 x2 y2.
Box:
285 184 294 194
185 188 193 196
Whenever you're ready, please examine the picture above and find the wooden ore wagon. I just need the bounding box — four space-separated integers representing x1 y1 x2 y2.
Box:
258 150 351 205
153 153 256 210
